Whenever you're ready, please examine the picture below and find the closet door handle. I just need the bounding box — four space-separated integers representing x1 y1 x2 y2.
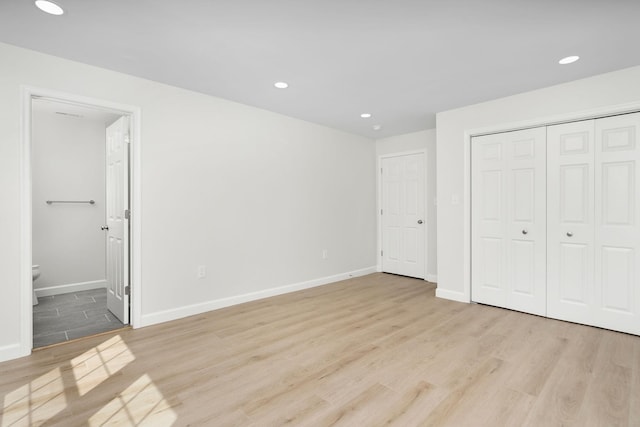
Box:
566 231 573 237
522 229 528 235
101 225 109 231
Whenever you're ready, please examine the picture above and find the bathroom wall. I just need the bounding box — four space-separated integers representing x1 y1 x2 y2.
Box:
32 100 115 293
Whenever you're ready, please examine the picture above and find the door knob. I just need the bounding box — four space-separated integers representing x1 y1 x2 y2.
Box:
522 229 528 235
101 225 109 231
417 220 423 224
567 232 573 237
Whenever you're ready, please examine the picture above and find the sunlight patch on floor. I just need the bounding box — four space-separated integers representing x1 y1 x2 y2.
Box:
71 334 136 396
1 367 67 427
0 334 176 426
88 374 177 426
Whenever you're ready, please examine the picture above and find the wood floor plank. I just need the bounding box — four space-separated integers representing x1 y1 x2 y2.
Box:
418 357 507 426
246 394 330 427
574 329 633 426
522 325 604 426
316 383 395 426
504 332 568 397
476 387 536 427
372 381 449 427
630 338 640 426
0 273 638 426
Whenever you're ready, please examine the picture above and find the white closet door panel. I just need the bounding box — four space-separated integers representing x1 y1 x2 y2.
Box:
472 134 508 307
479 237 503 289
511 240 535 295
547 120 595 324
558 243 589 304
507 130 547 315
594 112 640 335
472 128 546 315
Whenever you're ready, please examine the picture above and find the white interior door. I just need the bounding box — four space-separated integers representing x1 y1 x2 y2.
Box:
471 127 546 315
593 112 640 335
547 120 595 324
381 153 425 279
105 116 129 324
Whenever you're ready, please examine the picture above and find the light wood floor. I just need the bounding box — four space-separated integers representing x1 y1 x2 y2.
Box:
1 273 639 426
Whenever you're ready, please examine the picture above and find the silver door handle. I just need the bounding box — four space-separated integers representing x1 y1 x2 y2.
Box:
522 230 528 235
417 220 423 224
101 225 109 231
567 232 573 237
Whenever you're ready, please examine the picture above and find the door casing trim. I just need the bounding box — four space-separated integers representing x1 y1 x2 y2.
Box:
19 86 142 358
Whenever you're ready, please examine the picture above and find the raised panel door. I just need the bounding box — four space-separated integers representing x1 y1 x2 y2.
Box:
594 112 640 334
547 120 595 324
106 116 130 324
472 127 546 314
507 131 546 315
472 134 508 307
381 153 425 278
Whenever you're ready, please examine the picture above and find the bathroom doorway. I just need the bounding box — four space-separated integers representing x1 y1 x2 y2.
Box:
29 96 132 348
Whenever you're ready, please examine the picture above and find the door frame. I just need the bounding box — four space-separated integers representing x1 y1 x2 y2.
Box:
20 86 142 356
377 149 428 279
455 101 640 305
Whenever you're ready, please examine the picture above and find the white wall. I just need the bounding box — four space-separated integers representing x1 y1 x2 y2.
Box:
436 65 640 302
375 129 437 281
0 42 377 361
32 105 111 291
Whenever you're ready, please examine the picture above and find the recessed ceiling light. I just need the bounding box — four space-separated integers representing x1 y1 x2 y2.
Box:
559 55 580 65
35 0 64 15
373 125 382 131
274 82 289 89
360 113 372 118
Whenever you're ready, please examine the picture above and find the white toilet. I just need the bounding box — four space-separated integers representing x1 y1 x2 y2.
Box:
32 265 40 305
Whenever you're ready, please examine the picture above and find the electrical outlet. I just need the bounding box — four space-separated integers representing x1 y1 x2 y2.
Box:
197 265 206 279
322 249 328 259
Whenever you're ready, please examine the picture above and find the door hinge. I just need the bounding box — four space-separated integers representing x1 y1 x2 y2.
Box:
125 286 130 296
381 250 383 257
124 132 131 144
380 168 383 174
124 209 130 219
380 209 383 215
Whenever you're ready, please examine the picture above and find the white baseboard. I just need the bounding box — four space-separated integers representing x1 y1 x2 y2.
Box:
435 288 469 303
35 280 107 297
0 343 29 363
140 266 377 328
426 274 438 283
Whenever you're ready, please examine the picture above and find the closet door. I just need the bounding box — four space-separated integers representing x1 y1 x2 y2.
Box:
471 127 546 315
547 120 595 324
594 112 640 335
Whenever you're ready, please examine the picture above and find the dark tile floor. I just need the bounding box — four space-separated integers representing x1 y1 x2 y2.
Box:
33 288 125 348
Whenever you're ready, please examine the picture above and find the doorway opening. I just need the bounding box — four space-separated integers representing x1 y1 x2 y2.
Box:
21 88 141 353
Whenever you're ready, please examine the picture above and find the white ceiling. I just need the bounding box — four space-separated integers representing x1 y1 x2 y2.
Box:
2 0 640 138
